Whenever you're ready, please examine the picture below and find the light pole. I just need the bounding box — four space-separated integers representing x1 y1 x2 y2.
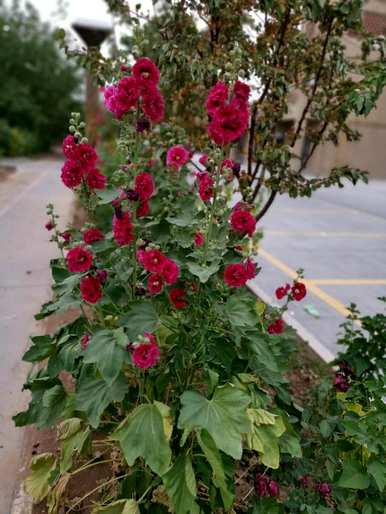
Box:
72 18 112 145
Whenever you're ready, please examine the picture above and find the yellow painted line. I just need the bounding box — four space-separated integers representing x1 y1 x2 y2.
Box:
266 230 386 239
258 248 353 318
308 279 386 286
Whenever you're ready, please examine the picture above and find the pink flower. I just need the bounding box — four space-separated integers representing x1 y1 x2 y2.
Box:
223 263 247 288
132 57 160 88
194 232 205 247
169 288 188 309
147 273 164 295
136 201 150 217
140 249 167 273
83 227 104 244
198 154 208 166
221 159 235 170
208 101 249 145
233 80 251 104
255 475 280 498
166 145 190 170
76 143 98 170
134 172 155 201
205 81 228 116
81 333 90 350
142 88 165 123
268 319 285 334
80 275 102 304
291 282 307 301
275 283 290 300
316 482 332 498
197 172 214 202
66 246 93 273
132 339 160 369
230 209 256 237
62 135 78 159
61 160 84 189
161 259 180 285
113 212 134 246
104 76 140 118
85 169 107 190
334 373 350 392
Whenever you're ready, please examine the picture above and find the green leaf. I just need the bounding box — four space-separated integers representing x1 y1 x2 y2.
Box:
75 367 128 428
23 335 54 362
186 261 219 283
319 419 332 438
178 384 250 459
163 455 199 514
57 418 90 472
197 430 233 509
25 453 56 502
120 302 160 340
84 329 128 385
92 499 140 514
112 403 171 475
225 295 257 328
38 384 68 428
368 460 386 492
246 409 286 469
337 459 370 489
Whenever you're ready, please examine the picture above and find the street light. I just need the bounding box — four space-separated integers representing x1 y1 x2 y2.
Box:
72 18 113 145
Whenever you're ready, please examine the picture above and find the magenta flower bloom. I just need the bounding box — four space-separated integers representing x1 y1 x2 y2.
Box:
66 246 93 273
166 145 190 170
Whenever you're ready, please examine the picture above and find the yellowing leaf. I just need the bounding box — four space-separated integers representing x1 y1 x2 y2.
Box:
25 453 56 502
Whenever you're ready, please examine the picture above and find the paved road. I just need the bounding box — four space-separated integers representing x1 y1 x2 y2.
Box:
251 179 386 359
0 157 72 513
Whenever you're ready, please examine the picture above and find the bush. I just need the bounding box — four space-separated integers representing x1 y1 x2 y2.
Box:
0 1 80 155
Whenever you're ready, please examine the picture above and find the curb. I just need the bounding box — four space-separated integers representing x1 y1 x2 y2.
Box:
248 282 335 363
10 485 33 514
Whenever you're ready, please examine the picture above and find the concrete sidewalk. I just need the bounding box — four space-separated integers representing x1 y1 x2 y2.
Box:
0 157 73 513
251 179 386 358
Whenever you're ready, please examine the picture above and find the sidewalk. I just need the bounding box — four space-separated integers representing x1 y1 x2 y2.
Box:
0 157 73 513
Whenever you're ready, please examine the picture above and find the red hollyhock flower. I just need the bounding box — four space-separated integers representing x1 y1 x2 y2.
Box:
76 143 98 170
96 269 108 283
141 88 165 123
61 160 84 189
208 100 249 145
243 258 257 280
80 275 102 304
275 283 290 300
197 173 214 202
224 263 247 288
83 227 104 244
85 169 107 190
132 339 160 369
45 221 54 231
104 77 140 118
161 259 180 285
221 159 235 170
268 318 285 334
132 57 160 88
113 212 134 246
299 475 312 489
316 482 332 498
147 273 164 295
166 145 190 170
141 249 167 273
62 135 78 159
291 281 307 301
233 80 251 104
255 475 280 498
134 172 155 201
230 209 256 237
194 231 205 247
198 154 208 166
136 201 150 218
334 372 350 392
169 288 188 309
66 246 93 273
61 231 72 243
80 333 90 350
205 81 228 116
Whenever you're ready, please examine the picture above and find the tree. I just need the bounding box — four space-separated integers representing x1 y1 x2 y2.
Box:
0 0 80 155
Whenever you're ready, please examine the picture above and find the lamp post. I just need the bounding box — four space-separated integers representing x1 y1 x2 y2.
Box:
72 18 112 145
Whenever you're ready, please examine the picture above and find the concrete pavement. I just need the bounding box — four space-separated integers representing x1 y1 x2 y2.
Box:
0 157 72 513
251 179 386 358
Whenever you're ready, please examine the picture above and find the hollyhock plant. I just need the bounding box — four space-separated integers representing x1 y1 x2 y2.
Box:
230 209 256 237
134 172 155 201
113 212 134 246
141 88 165 123
136 201 150 218
169 288 188 309
140 249 167 273
166 145 190 170
205 81 228 116
147 273 164 295
161 259 180 285
198 154 208 166
131 333 161 369
62 135 78 159
84 169 107 190
268 318 285 334
292 281 307 301
276 283 291 300
80 333 90 350
76 143 98 170
66 246 93 273
83 227 104 244
80 275 102 304
197 172 214 202
208 101 249 145
60 160 84 189
194 231 204 247
132 57 160 88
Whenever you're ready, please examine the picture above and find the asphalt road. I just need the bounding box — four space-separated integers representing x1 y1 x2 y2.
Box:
251 179 386 359
0 157 72 513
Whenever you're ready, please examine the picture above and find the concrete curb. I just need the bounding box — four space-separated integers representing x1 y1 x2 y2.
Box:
248 282 335 363
10 485 33 514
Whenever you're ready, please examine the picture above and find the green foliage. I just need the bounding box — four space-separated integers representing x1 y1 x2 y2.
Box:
0 1 80 155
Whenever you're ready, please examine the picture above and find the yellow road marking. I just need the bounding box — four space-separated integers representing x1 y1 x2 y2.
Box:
308 279 386 286
258 248 353 318
266 230 386 239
